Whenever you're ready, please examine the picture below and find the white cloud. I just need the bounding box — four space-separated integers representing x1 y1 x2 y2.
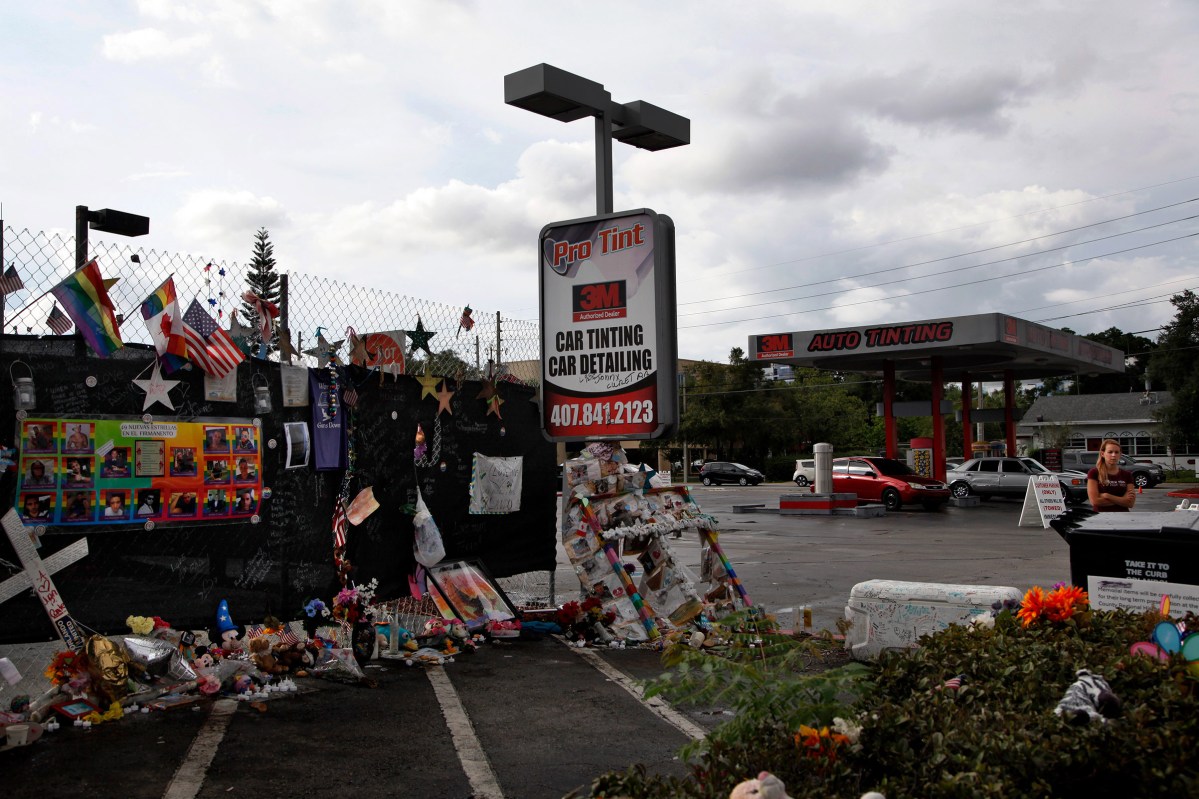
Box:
173 190 290 258
101 28 210 63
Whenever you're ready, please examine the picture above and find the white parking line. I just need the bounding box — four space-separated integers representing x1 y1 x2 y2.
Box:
426 666 505 799
162 698 238 799
562 639 707 740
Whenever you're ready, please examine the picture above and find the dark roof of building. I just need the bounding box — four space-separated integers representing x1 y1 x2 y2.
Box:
1021 391 1171 425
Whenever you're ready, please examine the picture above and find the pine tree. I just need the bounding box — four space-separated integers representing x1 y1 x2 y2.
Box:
242 228 281 353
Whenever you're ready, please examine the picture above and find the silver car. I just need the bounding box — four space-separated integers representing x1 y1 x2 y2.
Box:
947 457 1089 503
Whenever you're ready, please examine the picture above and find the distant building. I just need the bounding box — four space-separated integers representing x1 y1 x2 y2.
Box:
1016 390 1194 467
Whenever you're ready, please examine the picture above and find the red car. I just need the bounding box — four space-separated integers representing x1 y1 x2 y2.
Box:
831 456 949 511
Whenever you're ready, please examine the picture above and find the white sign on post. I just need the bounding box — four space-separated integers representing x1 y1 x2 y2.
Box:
1018 474 1068 528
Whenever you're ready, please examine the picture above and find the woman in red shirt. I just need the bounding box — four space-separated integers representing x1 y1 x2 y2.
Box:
1087 438 1136 512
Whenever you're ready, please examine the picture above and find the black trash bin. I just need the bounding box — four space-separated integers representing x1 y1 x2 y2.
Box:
1051 509 1199 611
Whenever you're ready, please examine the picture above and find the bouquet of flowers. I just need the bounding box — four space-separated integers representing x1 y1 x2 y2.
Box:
331 578 379 626
1017 582 1090 627
555 597 617 642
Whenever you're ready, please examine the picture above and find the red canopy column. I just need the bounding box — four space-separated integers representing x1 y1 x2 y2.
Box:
1004 369 1016 456
883 360 897 458
931 356 945 480
961 373 973 461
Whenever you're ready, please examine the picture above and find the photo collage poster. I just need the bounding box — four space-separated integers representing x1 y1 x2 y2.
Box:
16 418 264 526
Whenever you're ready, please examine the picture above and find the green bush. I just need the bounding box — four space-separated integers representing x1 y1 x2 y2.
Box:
578 607 1199 798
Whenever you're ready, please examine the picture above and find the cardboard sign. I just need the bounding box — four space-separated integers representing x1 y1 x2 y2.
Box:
1018 474 1067 528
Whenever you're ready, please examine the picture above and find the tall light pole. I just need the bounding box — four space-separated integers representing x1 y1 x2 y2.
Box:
504 64 690 215
75 205 150 267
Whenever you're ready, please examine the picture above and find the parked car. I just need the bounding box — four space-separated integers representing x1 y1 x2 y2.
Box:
947 457 1089 503
831 457 949 511
699 461 764 486
792 458 816 486
945 456 965 468
1058 451 1164 489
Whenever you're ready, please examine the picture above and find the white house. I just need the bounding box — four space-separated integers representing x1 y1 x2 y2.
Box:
1016 390 1195 468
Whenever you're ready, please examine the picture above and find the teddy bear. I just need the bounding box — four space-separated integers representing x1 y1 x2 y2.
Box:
271 641 317 674
729 772 792 799
249 637 288 675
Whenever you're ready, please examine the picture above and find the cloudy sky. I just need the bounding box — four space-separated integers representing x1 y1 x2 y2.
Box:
2 1 1196 363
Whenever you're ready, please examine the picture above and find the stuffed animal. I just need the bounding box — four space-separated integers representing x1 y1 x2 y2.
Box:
271 641 317 673
249 637 287 675
1054 669 1121 724
729 771 792 799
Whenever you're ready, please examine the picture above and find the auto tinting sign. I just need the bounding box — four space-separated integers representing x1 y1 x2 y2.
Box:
539 209 677 441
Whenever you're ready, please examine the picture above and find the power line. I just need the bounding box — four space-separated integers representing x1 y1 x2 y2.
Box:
1014 275 1198 315
680 213 1198 317
680 231 1199 329
702 175 1199 279
683 196 1198 307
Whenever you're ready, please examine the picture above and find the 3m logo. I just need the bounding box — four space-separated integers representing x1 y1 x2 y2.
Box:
572 280 627 322
755 333 793 359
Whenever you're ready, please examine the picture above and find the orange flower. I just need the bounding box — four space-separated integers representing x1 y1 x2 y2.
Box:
794 724 850 761
1017 586 1047 627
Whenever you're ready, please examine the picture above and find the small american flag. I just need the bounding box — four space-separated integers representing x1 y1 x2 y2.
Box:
343 384 359 408
0 266 25 295
243 624 266 640
182 299 245 377
332 499 348 549
276 624 302 645
46 304 73 335
457 305 475 338
940 675 964 691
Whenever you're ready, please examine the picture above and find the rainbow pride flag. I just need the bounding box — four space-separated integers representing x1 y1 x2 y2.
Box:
49 260 123 357
141 277 176 318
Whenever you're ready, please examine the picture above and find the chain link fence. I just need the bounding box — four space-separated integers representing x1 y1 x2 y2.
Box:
0 223 558 705
0 223 542 381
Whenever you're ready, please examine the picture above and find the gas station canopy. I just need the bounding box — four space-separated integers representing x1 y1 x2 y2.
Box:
749 313 1124 382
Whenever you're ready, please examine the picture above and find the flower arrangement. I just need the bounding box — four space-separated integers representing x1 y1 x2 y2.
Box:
556 598 617 642
331 578 378 625
125 615 170 636
43 650 85 686
1016 582 1089 627
794 724 851 762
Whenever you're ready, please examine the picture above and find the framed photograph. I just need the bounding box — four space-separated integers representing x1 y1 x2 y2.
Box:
135 488 162 518
19 492 54 523
232 457 258 484
232 426 258 454
231 488 257 515
61 456 93 489
62 422 94 455
203 426 230 454
168 491 198 518
99 447 131 478
425 559 518 631
284 422 309 470
204 489 229 516
204 458 230 484
102 489 130 520
169 447 198 477
21 457 57 489
62 490 95 522
51 699 100 720
22 421 56 454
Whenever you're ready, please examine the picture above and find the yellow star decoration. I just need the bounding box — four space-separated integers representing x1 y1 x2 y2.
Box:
416 367 440 401
436 380 454 416
486 395 504 419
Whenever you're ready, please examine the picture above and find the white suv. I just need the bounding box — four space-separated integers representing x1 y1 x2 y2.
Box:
793 459 816 487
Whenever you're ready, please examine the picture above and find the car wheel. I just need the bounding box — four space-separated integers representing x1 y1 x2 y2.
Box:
881 488 901 511
795 475 809 487
1134 473 1150 489
950 481 971 499
702 476 713 486
739 477 748 486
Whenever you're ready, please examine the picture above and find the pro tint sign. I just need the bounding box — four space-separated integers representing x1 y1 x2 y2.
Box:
540 209 678 442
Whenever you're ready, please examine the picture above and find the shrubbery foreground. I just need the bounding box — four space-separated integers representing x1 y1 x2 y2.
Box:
577 593 1199 798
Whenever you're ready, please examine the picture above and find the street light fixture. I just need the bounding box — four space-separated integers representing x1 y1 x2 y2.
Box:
505 64 689 214
75 205 149 267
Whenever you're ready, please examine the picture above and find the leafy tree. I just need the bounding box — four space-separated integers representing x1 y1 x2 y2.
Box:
1149 290 1199 451
1074 326 1157 394
242 227 281 353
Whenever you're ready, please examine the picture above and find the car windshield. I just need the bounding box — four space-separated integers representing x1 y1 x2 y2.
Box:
871 459 915 477
732 463 754 471
1019 458 1052 474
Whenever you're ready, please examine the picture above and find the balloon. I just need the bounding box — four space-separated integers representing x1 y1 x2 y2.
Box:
122 636 174 681
85 635 129 703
